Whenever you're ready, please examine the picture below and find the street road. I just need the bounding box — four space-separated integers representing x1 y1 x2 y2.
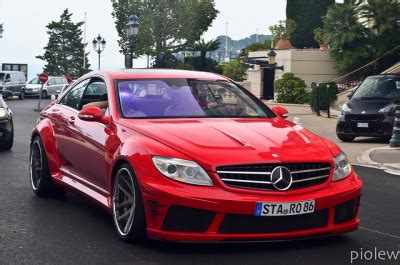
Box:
1 99 399 265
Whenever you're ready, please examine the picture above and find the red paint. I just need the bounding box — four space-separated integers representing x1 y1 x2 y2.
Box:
39 73 48 84
31 70 362 242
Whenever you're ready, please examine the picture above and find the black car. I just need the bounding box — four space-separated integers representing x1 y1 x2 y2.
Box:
336 74 400 142
0 97 14 150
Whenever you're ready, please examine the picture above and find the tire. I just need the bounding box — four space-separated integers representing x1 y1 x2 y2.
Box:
19 90 25 100
337 135 355 142
0 122 13 150
41 90 48 99
29 136 67 197
380 136 392 143
112 164 146 243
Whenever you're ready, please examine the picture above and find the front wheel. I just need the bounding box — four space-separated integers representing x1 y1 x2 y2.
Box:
29 136 66 197
112 164 146 243
19 90 25 100
337 135 355 142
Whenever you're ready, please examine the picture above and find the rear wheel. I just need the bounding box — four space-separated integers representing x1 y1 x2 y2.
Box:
112 164 146 243
29 136 66 197
337 135 355 142
41 90 48 99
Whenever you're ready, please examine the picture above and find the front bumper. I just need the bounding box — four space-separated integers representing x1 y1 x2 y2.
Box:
139 170 362 242
336 114 393 137
0 119 13 143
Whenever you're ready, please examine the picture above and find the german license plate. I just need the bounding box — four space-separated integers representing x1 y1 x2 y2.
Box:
255 200 315 216
357 123 369 128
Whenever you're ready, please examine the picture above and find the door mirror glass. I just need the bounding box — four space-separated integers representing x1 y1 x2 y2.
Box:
271 106 289 119
78 107 103 122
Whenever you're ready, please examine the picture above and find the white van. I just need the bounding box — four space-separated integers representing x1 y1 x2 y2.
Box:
0 71 27 100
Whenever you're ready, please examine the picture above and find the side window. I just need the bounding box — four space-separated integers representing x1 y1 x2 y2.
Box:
60 80 89 110
47 78 55 86
84 81 107 97
5 74 10 83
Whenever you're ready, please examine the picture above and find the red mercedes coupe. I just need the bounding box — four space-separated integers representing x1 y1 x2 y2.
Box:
30 69 362 242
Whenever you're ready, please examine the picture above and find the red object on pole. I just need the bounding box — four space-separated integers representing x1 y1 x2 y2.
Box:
39 73 49 84
65 74 73 84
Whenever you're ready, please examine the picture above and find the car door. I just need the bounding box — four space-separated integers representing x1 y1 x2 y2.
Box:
51 79 89 178
46 78 57 95
55 78 111 193
70 79 111 191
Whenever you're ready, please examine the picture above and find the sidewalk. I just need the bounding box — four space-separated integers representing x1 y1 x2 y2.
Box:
359 147 400 172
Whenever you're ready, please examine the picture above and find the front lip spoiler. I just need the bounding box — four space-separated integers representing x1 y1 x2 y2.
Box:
148 229 358 244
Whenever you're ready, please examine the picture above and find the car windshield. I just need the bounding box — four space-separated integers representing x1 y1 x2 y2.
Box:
117 79 272 118
352 77 400 100
29 78 40 84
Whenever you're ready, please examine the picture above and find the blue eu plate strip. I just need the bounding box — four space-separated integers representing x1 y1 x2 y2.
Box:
255 202 262 216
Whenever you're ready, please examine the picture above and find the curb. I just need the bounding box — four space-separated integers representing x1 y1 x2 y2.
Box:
264 101 311 108
358 147 400 173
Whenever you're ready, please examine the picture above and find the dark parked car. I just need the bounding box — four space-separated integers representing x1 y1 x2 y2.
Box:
0 97 14 150
336 74 400 142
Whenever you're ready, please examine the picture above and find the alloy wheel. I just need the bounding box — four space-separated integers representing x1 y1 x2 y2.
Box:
29 141 42 191
113 168 136 236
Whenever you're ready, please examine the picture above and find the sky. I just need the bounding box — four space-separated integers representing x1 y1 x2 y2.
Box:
0 0 289 80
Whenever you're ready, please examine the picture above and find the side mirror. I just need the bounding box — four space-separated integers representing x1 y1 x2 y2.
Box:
4 79 11 83
78 107 103 123
347 92 353 99
272 106 289 119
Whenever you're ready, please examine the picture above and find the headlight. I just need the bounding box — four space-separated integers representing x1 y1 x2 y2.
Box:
152 156 213 186
333 152 352 181
0 108 7 119
378 104 395 115
341 103 351 114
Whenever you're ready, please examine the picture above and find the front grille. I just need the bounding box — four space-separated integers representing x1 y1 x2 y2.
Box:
218 209 329 234
162 205 215 232
346 114 384 122
217 163 331 191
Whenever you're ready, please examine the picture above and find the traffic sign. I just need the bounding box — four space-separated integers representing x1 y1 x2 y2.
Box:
39 73 48 84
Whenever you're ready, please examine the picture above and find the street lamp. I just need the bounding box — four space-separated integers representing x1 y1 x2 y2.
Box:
125 14 140 69
92 34 106 70
0 24 4 38
267 49 277 65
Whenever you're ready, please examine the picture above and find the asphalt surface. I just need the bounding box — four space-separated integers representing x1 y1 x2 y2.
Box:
1 99 400 265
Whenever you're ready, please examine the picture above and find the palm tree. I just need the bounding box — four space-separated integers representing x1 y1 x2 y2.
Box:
358 0 400 35
189 39 221 62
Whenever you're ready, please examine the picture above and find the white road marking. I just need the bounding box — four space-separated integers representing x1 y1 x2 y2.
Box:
359 227 400 240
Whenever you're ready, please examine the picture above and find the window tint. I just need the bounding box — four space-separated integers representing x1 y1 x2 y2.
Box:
118 79 270 118
60 80 89 110
353 78 400 100
84 81 107 96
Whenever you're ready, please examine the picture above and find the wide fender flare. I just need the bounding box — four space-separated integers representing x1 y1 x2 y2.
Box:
31 118 60 176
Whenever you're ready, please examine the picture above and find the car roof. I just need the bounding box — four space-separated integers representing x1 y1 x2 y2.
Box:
86 69 228 80
366 74 400 79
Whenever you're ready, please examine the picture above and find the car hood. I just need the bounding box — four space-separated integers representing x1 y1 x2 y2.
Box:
26 84 41 89
347 99 393 114
120 118 334 170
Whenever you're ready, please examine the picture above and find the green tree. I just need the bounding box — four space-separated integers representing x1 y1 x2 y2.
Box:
319 0 400 73
220 60 247 82
286 0 335 48
188 39 220 70
36 9 90 77
111 0 219 56
274 73 310 104
245 40 273 52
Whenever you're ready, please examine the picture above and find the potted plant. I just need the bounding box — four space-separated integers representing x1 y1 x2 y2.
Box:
269 20 296 50
314 28 329 51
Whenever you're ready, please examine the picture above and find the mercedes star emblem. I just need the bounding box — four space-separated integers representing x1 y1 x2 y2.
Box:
271 166 293 191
